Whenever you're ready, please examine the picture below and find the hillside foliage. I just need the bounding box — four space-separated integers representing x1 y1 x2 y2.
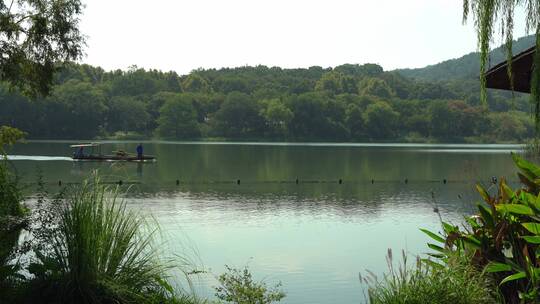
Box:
0 48 536 142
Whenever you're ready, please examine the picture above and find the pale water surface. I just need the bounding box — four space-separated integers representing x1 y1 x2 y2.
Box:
8 141 523 304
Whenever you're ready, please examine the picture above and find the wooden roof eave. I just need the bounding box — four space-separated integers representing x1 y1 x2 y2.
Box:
484 46 536 93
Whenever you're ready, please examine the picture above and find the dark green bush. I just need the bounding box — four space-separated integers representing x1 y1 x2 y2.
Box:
0 162 23 219
423 153 540 302
215 265 285 304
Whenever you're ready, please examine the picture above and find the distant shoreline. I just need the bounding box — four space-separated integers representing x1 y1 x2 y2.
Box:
21 139 525 148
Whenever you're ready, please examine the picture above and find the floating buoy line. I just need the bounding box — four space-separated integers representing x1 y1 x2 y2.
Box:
19 178 520 187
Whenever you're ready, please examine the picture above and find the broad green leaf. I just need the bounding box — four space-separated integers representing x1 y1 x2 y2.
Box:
500 271 526 286
427 243 445 253
534 192 540 210
496 204 534 216
502 183 515 200
466 216 480 229
463 235 481 248
442 222 456 234
427 253 445 259
512 153 540 180
478 204 494 228
476 184 491 204
523 236 540 244
485 262 512 273
524 192 536 204
523 223 540 234
421 258 445 270
420 228 445 243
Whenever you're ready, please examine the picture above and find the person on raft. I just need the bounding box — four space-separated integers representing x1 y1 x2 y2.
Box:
136 143 143 159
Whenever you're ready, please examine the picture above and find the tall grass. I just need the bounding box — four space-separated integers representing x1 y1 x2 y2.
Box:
0 162 24 220
362 250 498 304
25 177 182 303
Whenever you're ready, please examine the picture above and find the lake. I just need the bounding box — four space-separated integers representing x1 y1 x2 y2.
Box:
7 141 524 304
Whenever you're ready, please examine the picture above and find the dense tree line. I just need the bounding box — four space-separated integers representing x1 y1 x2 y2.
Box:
0 62 534 142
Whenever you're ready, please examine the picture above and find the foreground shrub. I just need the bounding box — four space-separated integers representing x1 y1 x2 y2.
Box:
0 126 25 301
0 162 24 219
423 153 540 303
0 126 25 219
215 265 285 304
363 250 497 304
23 177 178 303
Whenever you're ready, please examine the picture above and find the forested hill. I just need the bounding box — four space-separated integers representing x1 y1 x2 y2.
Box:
396 35 535 81
0 43 536 143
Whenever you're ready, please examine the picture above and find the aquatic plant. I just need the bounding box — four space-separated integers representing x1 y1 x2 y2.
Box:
23 176 180 303
423 153 540 302
215 265 285 304
362 249 497 304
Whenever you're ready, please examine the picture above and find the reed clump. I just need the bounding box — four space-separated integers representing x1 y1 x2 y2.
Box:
18 177 197 304
362 250 497 304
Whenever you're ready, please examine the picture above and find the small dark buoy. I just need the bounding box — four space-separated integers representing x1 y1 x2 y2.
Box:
405 178 408 184
433 207 439 213
443 179 447 184
338 179 342 184
371 179 374 184
237 179 240 185
491 176 497 184
118 180 123 186
176 179 180 186
58 180 62 186
295 178 299 185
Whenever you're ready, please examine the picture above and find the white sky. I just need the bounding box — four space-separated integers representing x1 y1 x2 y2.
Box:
79 0 529 75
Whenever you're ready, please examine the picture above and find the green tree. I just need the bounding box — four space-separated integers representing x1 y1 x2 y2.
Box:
109 66 169 97
315 71 357 95
334 63 384 78
405 114 430 138
489 112 529 141
358 78 395 99
345 103 365 140
156 94 200 139
259 98 294 138
287 93 348 140
51 80 107 139
0 0 85 96
362 101 399 139
106 96 149 134
428 101 453 139
146 91 179 131
181 74 212 93
211 92 263 138
214 76 250 94
429 100 484 140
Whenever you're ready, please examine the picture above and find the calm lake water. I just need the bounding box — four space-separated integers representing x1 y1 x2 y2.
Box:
7 141 524 304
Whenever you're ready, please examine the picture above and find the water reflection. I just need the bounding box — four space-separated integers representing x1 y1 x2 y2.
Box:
7 141 525 304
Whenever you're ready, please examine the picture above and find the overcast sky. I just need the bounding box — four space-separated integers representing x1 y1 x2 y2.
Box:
79 0 529 75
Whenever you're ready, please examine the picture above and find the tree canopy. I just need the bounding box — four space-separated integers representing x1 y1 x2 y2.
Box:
0 0 85 96
0 60 534 143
